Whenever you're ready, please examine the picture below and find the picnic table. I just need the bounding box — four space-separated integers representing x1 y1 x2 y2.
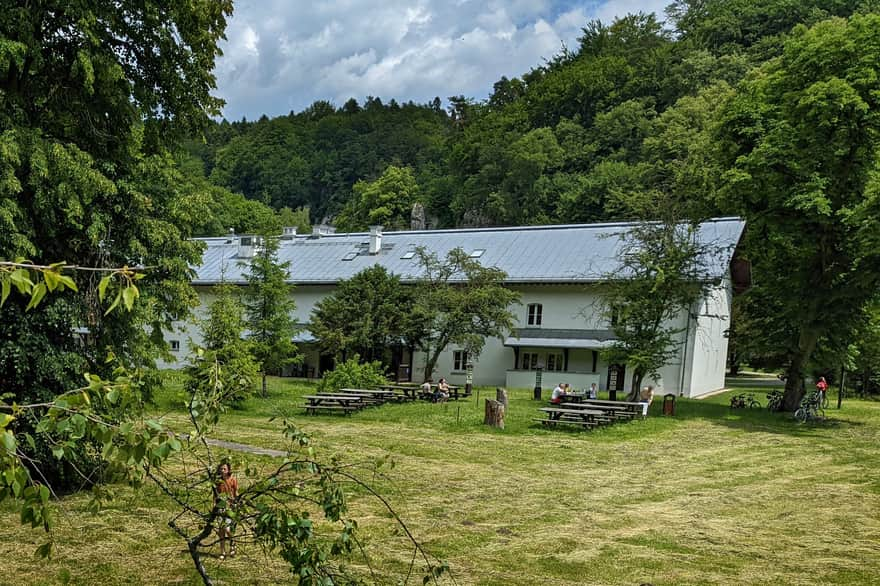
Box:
379 383 465 401
534 407 610 429
582 399 650 417
337 388 399 403
559 402 635 421
302 394 366 415
378 384 421 400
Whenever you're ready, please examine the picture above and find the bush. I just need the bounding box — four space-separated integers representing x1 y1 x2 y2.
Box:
318 356 389 392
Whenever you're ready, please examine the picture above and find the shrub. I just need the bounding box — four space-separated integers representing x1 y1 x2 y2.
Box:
318 356 389 392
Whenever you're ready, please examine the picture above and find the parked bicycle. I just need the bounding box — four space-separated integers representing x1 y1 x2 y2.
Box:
766 390 784 412
730 393 762 409
794 390 825 423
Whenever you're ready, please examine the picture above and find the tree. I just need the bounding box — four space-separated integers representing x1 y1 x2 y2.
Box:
414 248 520 381
189 282 259 405
0 1 231 484
242 237 300 397
716 14 880 409
600 218 714 399
335 165 422 232
310 265 426 363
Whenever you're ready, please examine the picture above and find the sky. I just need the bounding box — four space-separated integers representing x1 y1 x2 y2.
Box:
214 0 670 120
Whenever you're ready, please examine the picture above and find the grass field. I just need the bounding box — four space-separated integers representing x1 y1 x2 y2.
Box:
2 377 879 585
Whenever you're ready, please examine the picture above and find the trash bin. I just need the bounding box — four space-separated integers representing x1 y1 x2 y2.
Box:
533 386 542 401
608 389 617 401
663 393 676 416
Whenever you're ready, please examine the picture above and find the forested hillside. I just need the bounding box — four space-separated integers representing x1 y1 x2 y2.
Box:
184 0 871 230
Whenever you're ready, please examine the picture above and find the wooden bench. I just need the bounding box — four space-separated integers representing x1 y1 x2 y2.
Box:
302 404 360 415
302 394 366 415
531 417 597 430
559 402 635 421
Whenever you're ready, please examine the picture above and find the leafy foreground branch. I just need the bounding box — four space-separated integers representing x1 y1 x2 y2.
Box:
0 261 448 585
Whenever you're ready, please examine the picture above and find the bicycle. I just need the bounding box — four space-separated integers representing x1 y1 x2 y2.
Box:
766 390 784 412
730 393 762 409
794 391 825 423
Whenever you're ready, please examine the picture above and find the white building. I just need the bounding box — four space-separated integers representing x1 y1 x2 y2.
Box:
162 218 746 398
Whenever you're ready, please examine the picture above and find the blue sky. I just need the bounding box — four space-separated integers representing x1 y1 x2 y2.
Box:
214 1 670 120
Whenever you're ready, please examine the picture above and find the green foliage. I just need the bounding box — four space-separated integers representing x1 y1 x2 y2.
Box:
310 265 427 362
242 237 300 395
414 247 520 381
188 283 258 405
316 356 390 393
335 165 422 232
601 219 712 397
716 13 880 408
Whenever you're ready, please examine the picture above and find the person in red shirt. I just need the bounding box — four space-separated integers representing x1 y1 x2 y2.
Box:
816 376 828 402
215 462 239 560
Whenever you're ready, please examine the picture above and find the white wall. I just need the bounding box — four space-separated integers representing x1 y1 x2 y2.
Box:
684 279 732 397
160 279 733 398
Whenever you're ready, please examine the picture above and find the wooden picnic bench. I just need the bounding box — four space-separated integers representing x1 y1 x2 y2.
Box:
337 388 399 403
559 402 636 420
537 407 613 427
582 399 650 417
302 394 366 415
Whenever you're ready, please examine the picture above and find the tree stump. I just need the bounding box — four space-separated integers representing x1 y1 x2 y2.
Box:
495 387 509 412
484 399 505 429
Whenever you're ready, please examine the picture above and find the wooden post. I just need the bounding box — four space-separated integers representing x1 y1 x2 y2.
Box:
496 387 509 412
484 399 505 429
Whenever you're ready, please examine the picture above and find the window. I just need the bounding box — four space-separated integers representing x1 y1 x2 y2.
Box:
400 250 416 259
453 350 469 371
527 303 543 326
546 353 564 372
341 251 358 261
170 340 180 352
469 249 485 258
521 352 539 370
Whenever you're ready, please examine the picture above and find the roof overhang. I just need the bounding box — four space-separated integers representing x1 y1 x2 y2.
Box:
503 337 616 349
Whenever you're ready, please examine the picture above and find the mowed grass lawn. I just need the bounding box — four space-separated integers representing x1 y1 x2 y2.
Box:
2 377 880 585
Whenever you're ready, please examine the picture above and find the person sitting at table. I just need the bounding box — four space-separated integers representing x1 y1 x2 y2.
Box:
434 378 450 402
550 382 566 404
588 382 598 399
421 379 432 399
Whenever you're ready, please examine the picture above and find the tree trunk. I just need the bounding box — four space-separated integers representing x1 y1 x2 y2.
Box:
626 369 644 402
495 388 508 412
782 329 820 411
261 372 268 398
483 399 505 429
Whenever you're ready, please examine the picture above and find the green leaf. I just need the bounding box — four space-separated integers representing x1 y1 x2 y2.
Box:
0 278 10 306
58 274 78 292
25 282 47 311
98 275 111 302
104 289 122 315
35 542 52 559
122 284 139 311
2 430 15 453
51 446 65 459
39 485 50 504
9 268 32 294
44 270 60 291
0 413 14 428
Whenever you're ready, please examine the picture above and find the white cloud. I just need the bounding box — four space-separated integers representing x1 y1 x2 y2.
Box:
214 1 671 119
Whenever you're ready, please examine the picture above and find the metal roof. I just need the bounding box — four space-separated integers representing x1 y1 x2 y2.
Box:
191 217 745 286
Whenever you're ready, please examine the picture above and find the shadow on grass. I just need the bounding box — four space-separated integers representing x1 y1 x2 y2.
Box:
670 398 865 437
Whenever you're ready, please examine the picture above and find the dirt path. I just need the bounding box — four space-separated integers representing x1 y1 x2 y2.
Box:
204 438 287 457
